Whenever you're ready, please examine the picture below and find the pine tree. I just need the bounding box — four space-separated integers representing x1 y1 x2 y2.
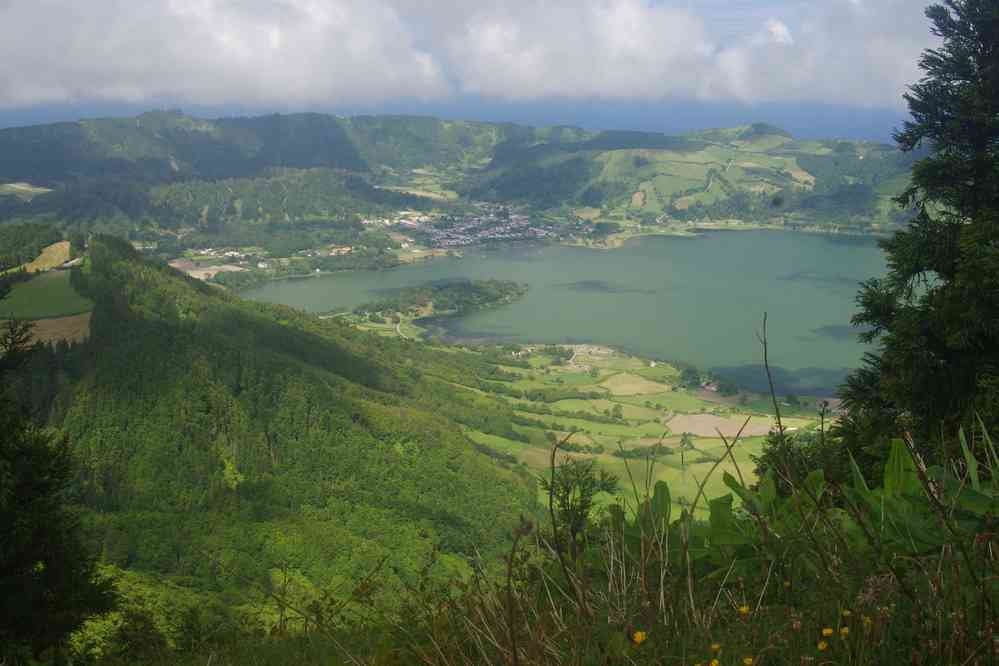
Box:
0 313 114 660
841 0 999 456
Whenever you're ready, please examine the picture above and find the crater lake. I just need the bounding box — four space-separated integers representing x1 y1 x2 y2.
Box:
244 231 885 394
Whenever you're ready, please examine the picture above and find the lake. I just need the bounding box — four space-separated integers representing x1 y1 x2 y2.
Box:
244 231 885 395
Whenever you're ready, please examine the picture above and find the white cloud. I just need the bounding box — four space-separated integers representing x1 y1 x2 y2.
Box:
764 19 794 46
0 0 937 110
0 0 449 108
444 1 716 100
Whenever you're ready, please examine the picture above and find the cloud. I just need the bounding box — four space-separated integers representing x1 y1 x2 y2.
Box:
0 0 936 110
763 19 794 46
0 0 448 108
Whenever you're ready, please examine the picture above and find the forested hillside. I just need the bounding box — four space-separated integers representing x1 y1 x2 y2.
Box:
0 111 916 245
6 237 536 653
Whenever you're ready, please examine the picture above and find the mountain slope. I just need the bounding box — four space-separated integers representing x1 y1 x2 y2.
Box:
10 237 535 624
464 123 917 228
0 110 917 238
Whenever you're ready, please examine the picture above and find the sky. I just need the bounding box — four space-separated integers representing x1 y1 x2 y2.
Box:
0 0 937 140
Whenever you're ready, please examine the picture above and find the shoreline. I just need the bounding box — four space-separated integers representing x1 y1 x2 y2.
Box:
411 315 849 398
577 221 891 251
230 221 891 292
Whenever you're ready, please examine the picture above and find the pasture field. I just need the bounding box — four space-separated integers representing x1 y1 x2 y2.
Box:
24 241 71 272
27 312 92 344
341 311 828 512
599 372 670 395
0 270 94 319
454 343 825 513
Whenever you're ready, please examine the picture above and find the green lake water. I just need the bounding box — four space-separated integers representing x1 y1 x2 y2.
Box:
244 231 885 394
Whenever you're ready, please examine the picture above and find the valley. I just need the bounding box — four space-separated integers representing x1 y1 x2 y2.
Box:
4 2 997 663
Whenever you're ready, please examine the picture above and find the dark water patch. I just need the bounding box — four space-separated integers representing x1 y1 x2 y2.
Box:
710 364 849 397
369 277 474 297
778 270 863 289
807 324 874 342
554 279 658 295
819 235 882 248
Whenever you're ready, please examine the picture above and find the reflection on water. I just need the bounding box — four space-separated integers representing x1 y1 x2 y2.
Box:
708 364 853 397
554 280 659 295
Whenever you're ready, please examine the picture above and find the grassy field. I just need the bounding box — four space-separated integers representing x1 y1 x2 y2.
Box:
340 306 826 514
23 241 71 272
446 340 824 513
0 270 93 319
28 312 92 343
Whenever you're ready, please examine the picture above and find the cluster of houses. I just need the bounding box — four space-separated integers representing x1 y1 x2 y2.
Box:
190 247 252 261
294 245 354 258
399 205 555 248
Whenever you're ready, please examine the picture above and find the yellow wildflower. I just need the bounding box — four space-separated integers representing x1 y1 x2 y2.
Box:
821 627 834 637
743 658 754 666
711 643 722 653
632 630 647 645
862 615 873 629
841 609 852 617
817 640 829 652
738 604 751 617
710 660 721 666
840 626 850 638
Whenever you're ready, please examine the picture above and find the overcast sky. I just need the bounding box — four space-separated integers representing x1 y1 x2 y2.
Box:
0 0 937 137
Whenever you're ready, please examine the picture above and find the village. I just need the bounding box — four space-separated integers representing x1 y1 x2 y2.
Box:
163 201 566 282
369 202 558 249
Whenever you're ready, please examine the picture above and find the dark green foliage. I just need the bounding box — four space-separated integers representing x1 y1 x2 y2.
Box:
0 223 62 270
355 279 528 317
464 156 598 209
590 221 622 237
752 429 860 495
539 457 617 559
842 0 999 456
340 115 506 170
0 317 114 661
4 237 537 654
680 366 700 387
611 444 672 459
738 123 793 141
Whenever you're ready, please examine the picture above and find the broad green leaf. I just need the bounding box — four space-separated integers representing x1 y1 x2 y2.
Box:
884 438 921 497
723 472 759 513
651 481 671 525
960 428 981 491
711 530 750 546
757 472 777 513
709 494 736 532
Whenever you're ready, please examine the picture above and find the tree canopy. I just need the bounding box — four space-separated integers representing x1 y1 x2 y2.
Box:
842 0 999 455
0 302 113 661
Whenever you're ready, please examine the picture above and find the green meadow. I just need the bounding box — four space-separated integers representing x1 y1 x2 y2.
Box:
443 343 822 515
0 270 93 319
